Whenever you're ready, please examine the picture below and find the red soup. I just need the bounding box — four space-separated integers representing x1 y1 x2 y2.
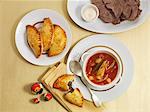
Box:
86 53 118 85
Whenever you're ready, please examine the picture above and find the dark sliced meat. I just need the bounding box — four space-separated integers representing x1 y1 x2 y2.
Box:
120 14 126 21
122 4 132 19
126 0 140 6
112 18 121 24
91 0 142 24
121 0 141 21
126 0 142 21
128 5 141 20
103 0 124 18
92 0 103 4
92 0 117 23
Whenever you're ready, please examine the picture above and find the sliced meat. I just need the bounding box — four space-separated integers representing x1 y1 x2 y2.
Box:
124 0 142 21
126 0 140 6
112 18 121 24
92 0 102 4
121 0 141 21
128 5 141 20
91 0 142 24
92 0 116 23
103 0 124 18
122 4 132 19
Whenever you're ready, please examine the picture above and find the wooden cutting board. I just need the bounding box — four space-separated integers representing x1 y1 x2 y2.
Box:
40 62 104 112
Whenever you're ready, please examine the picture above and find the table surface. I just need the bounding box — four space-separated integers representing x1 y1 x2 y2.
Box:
0 0 150 112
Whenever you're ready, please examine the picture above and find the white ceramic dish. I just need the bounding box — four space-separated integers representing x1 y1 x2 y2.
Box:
80 47 123 91
67 0 150 33
67 34 134 102
15 9 72 66
81 3 99 22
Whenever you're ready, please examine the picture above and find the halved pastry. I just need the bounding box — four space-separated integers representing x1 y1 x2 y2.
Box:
64 88 84 107
48 25 67 56
53 74 74 91
40 18 54 52
26 25 43 58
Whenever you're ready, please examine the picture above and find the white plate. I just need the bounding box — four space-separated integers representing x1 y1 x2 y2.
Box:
67 34 134 102
67 0 150 33
15 9 72 66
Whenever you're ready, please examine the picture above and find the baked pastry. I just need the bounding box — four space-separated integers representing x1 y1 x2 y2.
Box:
40 18 54 52
64 88 84 107
26 25 43 58
53 74 74 91
48 25 67 56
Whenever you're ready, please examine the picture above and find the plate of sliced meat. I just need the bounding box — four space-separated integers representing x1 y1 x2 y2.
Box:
67 0 150 33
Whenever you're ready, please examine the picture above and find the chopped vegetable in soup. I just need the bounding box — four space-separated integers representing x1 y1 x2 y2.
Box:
86 53 118 85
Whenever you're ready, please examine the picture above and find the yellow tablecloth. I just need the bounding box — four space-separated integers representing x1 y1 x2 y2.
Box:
0 0 150 112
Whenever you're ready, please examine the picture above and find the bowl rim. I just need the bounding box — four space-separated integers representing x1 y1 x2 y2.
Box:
81 46 123 90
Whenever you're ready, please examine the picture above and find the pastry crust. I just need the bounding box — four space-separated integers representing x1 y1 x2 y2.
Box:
48 25 67 56
53 74 74 91
40 18 54 52
64 88 84 107
26 25 43 58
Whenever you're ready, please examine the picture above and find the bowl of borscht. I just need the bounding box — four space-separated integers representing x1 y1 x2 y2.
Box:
80 46 123 91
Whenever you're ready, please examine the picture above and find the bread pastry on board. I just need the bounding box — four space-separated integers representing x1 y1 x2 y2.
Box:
53 74 74 91
64 88 84 107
